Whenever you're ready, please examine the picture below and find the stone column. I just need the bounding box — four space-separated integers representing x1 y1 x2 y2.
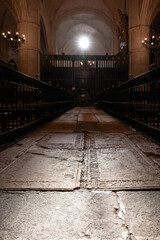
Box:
17 21 40 78
129 25 150 77
17 0 40 78
128 0 150 77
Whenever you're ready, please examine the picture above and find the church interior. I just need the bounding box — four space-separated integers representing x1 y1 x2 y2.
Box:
0 0 160 239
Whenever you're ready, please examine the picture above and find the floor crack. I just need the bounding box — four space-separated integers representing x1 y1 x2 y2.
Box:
14 134 47 159
80 133 87 188
113 191 138 240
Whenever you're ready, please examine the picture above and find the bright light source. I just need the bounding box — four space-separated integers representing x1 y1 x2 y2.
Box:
78 36 90 50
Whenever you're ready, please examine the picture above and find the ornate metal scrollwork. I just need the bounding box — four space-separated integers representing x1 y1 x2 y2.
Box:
117 9 128 54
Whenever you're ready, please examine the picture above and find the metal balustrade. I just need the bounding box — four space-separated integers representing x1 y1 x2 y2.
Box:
40 54 128 105
2 55 158 147
98 67 160 142
0 63 73 150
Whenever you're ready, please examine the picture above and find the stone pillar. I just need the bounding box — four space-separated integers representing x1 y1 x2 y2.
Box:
17 0 40 78
128 0 150 77
17 21 40 78
129 25 150 77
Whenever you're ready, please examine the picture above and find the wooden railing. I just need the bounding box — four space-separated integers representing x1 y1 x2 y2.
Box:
97 67 160 142
0 63 73 150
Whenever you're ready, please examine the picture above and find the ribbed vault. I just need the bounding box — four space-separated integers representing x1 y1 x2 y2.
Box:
56 13 113 55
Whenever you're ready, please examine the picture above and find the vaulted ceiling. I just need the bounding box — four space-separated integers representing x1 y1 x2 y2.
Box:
56 13 114 55
41 0 126 54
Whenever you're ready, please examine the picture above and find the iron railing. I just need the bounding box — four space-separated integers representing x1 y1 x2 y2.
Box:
98 67 160 142
41 54 128 105
0 63 73 150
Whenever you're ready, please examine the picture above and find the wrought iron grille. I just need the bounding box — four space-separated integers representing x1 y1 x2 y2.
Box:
0 63 73 150
40 54 128 105
98 67 160 142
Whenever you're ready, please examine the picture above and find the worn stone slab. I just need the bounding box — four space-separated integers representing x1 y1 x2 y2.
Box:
88 133 126 148
37 133 84 149
117 191 160 240
79 108 93 113
39 122 77 132
27 147 83 162
128 134 160 155
127 133 160 167
95 114 132 132
78 113 98 122
85 133 160 190
95 114 118 122
91 109 104 114
78 108 104 114
97 122 132 133
0 107 160 240
66 109 80 114
0 150 82 190
0 149 18 173
86 148 160 190
76 122 99 132
0 191 128 240
0 134 46 173
1 190 159 240
76 114 99 131
56 113 78 122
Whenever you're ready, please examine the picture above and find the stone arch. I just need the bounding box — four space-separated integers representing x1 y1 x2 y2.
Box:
54 7 118 55
140 0 160 26
1 0 26 23
140 0 150 25
54 7 116 34
0 1 18 64
149 7 160 26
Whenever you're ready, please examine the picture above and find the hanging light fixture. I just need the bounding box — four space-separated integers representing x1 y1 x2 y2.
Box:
141 34 160 53
141 32 160 68
1 31 26 50
80 60 95 68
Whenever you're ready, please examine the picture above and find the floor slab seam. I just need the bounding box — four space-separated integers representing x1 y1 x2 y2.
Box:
85 133 160 190
123 135 160 174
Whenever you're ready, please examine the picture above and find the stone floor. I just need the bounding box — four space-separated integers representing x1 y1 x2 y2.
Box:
0 107 160 240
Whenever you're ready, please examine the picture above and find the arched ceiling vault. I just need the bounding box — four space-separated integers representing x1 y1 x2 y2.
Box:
53 7 116 33
140 0 160 26
56 13 114 55
1 0 27 23
41 0 126 54
43 0 125 27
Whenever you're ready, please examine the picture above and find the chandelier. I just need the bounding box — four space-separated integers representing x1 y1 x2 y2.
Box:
80 60 95 68
1 31 26 50
141 34 160 55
